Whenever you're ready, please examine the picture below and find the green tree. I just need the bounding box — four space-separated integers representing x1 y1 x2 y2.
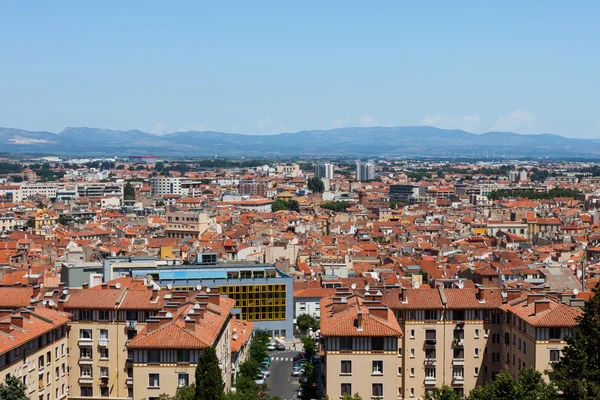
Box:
307 177 325 193
301 337 316 360
0 375 28 400
155 161 165 172
286 199 300 212
549 283 600 399
271 200 287 212
57 215 67 225
25 218 35 229
195 346 224 400
468 368 556 400
424 386 460 400
296 314 319 334
124 182 136 200
159 385 196 400
321 201 351 212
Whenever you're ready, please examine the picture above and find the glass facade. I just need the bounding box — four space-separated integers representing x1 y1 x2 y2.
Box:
219 284 287 321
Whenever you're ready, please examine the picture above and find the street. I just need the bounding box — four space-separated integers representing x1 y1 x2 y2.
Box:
267 349 300 400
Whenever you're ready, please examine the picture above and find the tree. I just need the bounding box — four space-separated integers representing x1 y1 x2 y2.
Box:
25 218 35 229
296 314 319 334
57 215 67 225
195 346 224 400
124 182 136 200
549 283 600 399
155 161 165 172
301 337 316 360
468 368 556 400
159 385 195 400
271 200 287 212
424 386 460 400
307 177 325 193
286 199 300 212
0 375 28 400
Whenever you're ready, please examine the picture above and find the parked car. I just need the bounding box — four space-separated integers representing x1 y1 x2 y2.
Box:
255 372 267 385
267 343 276 351
263 356 271 367
292 364 306 376
275 342 286 350
293 352 307 361
260 362 271 376
299 375 308 384
293 358 307 366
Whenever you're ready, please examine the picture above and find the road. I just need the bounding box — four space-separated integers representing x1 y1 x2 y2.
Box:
267 349 300 400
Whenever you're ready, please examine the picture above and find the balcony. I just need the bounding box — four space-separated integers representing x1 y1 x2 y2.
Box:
126 377 133 386
78 376 94 384
452 376 465 385
98 338 109 347
78 339 93 347
424 377 437 386
424 358 436 366
127 321 136 329
100 376 109 384
78 358 93 365
424 339 437 347
452 339 465 347
452 358 465 366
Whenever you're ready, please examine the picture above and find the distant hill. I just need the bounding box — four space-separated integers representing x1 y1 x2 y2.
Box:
0 126 598 157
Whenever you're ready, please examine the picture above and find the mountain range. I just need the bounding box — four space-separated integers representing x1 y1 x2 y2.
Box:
0 126 598 157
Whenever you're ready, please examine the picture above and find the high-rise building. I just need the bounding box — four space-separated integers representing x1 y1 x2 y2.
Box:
151 176 181 195
314 163 334 179
356 160 375 181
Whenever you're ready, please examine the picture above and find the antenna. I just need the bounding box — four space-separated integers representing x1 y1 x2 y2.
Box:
573 288 580 295
193 303 201 309
206 287 211 293
48 300 55 307
351 283 357 290
115 282 121 289
196 284 202 291
165 312 173 318
457 281 464 289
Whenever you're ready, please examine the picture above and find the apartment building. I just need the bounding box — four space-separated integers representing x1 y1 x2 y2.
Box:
500 292 581 380
0 307 70 400
320 288 403 400
356 161 375 181
16 183 58 203
151 177 182 196
76 183 123 200
128 293 234 399
314 163 334 180
164 207 215 239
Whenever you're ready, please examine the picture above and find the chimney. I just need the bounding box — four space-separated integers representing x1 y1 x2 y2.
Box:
59 282 65 290
21 309 31 320
32 285 41 298
0 310 12 319
527 293 545 305
101 283 108 290
0 321 10 333
82 283 89 289
477 287 487 302
534 300 551 314
57 300 65 312
356 310 364 331
10 315 23 328
368 307 388 320
505 289 521 302
207 293 220 306
184 316 196 331
151 289 159 301
146 319 160 333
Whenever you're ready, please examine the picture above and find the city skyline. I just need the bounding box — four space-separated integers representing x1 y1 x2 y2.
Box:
1 1 599 137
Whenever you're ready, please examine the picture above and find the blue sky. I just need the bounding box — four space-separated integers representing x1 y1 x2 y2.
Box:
1 1 598 137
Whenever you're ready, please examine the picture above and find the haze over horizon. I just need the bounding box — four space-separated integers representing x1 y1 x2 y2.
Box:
1 1 599 138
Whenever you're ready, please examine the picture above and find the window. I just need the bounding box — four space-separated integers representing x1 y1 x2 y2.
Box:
341 383 351 395
38 355 44 369
177 350 189 363
410 329 415 338
99 348 109 359
55 367 59 379
474 328 480 338
341 360 352 374
340 337 352 351
372 360 383 375
492 333 501 344
178 373 189 388
549 327 562 340
371 337 384 350
518 337 521 350
55 347 59 360
425 330 436 340
148 373 160 388
46 351 51 365
453 367 464 378
425 310 437 320
425 367 436 378
453 310 465 321
550 350 560 362
410 367 415 377
492 352 500 363
425 348 436 359
474 367 479 376
100 329 108 340
127 329 137 340
80 310 92 321
149 350 160 363
410 348 415 358
99 310 109 321
80 348 92 359
80 366 92 377
453 348 464 359
126 311 137 321
372 383 383 397
523 341 527 354
80 387 93 397
484 329 489 338
474 348 480 357
100 387 109 397
79 329 92 340
410 388 415 397
61 363 65 376
61 344 65 356
100 367 108 378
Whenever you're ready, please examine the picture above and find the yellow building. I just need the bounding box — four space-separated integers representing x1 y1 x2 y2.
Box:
0 306 70 400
